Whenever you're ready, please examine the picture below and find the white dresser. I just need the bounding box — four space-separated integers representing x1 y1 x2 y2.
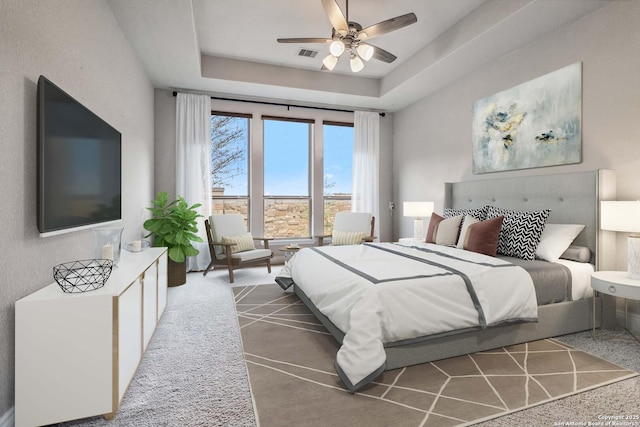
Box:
15 248 168 426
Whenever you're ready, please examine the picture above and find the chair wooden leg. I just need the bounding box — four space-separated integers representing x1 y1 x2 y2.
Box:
203 261 214 276
226 257 234 283
267 258 272 273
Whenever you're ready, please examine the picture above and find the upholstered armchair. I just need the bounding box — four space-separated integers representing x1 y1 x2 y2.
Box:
203 214 273 283
315 212 375 246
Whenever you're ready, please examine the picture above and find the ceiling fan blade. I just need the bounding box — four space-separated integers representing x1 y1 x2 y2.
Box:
321 0 348 33
277 38 331 44
363 43 397 63
357 13 417 40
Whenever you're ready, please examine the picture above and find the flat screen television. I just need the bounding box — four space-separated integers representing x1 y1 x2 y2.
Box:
37 76 122 237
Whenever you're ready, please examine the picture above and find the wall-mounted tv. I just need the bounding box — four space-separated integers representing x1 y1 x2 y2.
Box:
37 76 122 237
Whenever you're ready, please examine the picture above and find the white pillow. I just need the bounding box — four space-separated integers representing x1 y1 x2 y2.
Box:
332 230 367 246
535 224 585 263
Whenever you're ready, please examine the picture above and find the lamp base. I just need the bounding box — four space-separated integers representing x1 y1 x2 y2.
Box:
413 218 424 241
628 236 640 279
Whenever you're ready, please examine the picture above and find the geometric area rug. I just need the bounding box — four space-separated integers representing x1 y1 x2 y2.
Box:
234 284 638 427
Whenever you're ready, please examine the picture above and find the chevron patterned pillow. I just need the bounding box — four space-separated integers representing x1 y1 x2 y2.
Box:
486 206 551 260
443 206 489 221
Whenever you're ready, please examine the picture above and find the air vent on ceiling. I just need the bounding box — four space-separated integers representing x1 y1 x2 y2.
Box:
297 48 319 58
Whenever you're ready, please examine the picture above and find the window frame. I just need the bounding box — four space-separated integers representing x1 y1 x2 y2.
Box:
210 111 251 228
208 100 354 243
322 120 354 235
262 116 313 239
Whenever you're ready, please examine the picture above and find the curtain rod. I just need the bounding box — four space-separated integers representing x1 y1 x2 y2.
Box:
171 91 385 117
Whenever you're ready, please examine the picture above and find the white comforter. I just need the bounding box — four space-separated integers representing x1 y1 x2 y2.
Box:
277 241 538 392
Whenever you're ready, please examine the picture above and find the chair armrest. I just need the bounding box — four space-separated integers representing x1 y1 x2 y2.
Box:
252 237 272 249
209 241 237 261
315 234 331 247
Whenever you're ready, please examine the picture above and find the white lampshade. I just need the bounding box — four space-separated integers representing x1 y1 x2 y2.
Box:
356 44 374 61
350 54 364 73
329 40 345 57
403 201 435 218
322 54 338 71
601 201 640 233
601 200 640 279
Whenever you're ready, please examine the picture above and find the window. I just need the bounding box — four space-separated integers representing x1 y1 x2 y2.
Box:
263 118 312 238
323 122 354 235
209 104 353 241
210 113 250 225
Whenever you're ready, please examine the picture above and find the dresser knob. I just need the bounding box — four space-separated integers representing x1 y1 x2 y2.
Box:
608 285 616 293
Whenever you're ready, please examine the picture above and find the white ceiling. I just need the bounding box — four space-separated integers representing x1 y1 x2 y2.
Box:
108 0 610 112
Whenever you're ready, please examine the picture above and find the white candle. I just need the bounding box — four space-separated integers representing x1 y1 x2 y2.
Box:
102 244 113 260
132 240 142 252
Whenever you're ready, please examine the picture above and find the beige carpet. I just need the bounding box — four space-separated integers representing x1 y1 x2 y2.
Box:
234 284 638 427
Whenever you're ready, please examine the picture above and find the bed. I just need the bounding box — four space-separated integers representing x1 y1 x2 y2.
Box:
276 170 617 392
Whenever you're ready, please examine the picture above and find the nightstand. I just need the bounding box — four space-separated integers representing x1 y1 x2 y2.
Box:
591 271 640 342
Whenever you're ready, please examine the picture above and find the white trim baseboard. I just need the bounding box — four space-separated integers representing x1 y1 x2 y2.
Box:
0 406 14 427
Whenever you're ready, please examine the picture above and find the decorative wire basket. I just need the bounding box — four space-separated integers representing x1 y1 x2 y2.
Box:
53 259 114 293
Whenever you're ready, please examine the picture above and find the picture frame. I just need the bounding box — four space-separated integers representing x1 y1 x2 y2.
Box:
472 62 582 174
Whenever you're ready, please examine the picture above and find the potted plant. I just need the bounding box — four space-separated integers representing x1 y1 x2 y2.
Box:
144 191 203 286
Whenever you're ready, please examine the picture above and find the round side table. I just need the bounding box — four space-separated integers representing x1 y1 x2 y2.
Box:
279 246 301 262
591 270 640 342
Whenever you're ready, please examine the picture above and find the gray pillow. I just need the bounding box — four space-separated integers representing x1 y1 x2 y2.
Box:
560 245 592 263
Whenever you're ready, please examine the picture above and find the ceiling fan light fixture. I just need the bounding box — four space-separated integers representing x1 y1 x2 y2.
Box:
329 40 345 57
356 44 374 61
278 0 417 73
350 53 364 73
322 54 339 70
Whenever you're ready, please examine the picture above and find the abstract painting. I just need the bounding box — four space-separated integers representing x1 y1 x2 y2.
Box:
472 62 582 174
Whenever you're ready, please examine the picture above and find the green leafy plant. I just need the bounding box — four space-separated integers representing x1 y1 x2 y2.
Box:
143 192 203 263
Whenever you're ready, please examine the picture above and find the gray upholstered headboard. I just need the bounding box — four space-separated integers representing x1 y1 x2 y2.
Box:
444 170 616 268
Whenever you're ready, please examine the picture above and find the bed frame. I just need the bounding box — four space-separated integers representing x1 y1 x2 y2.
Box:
293 170 618 369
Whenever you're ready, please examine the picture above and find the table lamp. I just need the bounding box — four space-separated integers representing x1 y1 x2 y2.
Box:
600 201 640 279
403 201 435 240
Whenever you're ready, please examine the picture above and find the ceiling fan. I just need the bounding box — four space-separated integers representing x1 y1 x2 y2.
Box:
277 0 417 73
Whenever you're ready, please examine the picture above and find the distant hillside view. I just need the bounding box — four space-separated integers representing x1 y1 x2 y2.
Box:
212 188 351 238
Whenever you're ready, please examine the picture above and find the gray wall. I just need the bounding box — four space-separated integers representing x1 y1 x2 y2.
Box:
154 89 394 242
392 1 640 316
0 0 155 417
393 1 640 240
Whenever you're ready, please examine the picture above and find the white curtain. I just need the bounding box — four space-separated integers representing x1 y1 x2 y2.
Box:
176 93 212 272
352 111 380 240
